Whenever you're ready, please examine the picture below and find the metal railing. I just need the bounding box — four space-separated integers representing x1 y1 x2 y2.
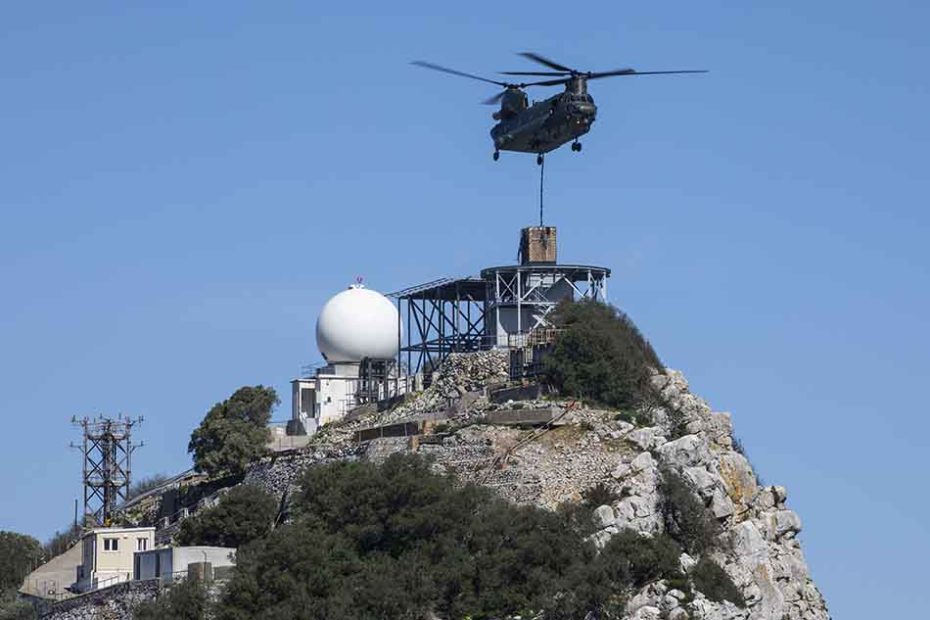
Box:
93 572 132 590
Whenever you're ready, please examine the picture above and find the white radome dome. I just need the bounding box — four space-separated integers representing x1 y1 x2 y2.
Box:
316 284 400 363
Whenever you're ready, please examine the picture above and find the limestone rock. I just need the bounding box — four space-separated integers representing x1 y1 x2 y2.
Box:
628 427 667 451
657 434 712 469
594 504 615 528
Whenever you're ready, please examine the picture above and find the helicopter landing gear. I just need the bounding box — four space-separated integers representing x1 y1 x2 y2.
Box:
571 141 582 152
536 153 544 165
493 150 500 161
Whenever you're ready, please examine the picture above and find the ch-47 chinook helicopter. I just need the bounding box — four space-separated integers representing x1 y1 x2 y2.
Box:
413 52 706 164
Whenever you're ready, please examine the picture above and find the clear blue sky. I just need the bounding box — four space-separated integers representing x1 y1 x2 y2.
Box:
1 2 927 617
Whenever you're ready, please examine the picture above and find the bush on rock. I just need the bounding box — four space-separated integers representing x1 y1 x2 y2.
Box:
544 300 663 410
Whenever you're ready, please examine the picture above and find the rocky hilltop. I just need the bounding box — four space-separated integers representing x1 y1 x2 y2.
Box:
241 351 829 620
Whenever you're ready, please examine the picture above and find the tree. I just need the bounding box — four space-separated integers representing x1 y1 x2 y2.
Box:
0 532 43 593
42 524 82 559
544 300 663 411
188 386 277 476
177 485 277 549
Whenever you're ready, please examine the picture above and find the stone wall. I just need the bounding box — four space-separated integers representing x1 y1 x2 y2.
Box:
38 580 159 620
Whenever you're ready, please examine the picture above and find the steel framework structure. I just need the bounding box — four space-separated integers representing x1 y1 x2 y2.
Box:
389 277 490 376
72 415 142 527
481 263 610 345
390 263 610 377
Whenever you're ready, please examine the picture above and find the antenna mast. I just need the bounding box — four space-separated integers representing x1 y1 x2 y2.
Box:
71 415 143 527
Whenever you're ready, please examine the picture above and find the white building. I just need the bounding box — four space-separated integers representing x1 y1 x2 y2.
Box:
75 527 155 592
291 284 401 431
134 546 236 582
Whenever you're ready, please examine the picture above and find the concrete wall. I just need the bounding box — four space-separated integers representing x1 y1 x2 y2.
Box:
19 542 83 600
172 547 235 574
134 547 235 582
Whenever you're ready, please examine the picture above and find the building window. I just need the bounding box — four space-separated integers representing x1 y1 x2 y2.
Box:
137 538 147 551
103 538 119 551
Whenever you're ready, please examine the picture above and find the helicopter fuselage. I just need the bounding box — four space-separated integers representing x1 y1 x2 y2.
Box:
491 90 597 155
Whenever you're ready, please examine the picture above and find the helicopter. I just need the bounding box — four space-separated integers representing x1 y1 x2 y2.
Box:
413 52 706 164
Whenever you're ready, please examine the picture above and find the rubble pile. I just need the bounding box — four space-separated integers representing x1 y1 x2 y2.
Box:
383 349 509 422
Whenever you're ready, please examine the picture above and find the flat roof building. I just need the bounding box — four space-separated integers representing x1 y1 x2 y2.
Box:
134 546 236 583
75 526 155 592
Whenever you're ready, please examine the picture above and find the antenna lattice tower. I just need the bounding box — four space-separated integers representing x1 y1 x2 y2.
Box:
71 415 143 527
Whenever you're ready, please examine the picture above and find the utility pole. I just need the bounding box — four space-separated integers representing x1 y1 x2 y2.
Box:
71 415 143 527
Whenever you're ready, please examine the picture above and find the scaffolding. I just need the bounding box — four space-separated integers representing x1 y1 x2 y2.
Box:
390 265 609 377
357 358 398 404
482 263 610 346
72 416 142 527
389 277 490 377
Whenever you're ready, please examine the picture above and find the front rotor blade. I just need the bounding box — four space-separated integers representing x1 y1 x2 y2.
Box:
524 77 571 87
411 61 507 86
588 69 708 80
499 70 569 76
519 52 574 73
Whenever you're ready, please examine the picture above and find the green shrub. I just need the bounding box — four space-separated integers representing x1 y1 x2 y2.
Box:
134 578 209 620
597 530 682 588
0 595 36 620
691 557 745 607
127 473 171 500
188 386 277 477
547 530 684 620
659 467 721 555
544 300 663 411
614 410 638 425
554 501 598 538
582 482 620 509
177 484 277 549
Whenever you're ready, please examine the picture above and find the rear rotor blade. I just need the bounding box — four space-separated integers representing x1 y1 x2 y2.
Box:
519 52 574 73
585 68 635 78
482 92 506 105
411 60 508 87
